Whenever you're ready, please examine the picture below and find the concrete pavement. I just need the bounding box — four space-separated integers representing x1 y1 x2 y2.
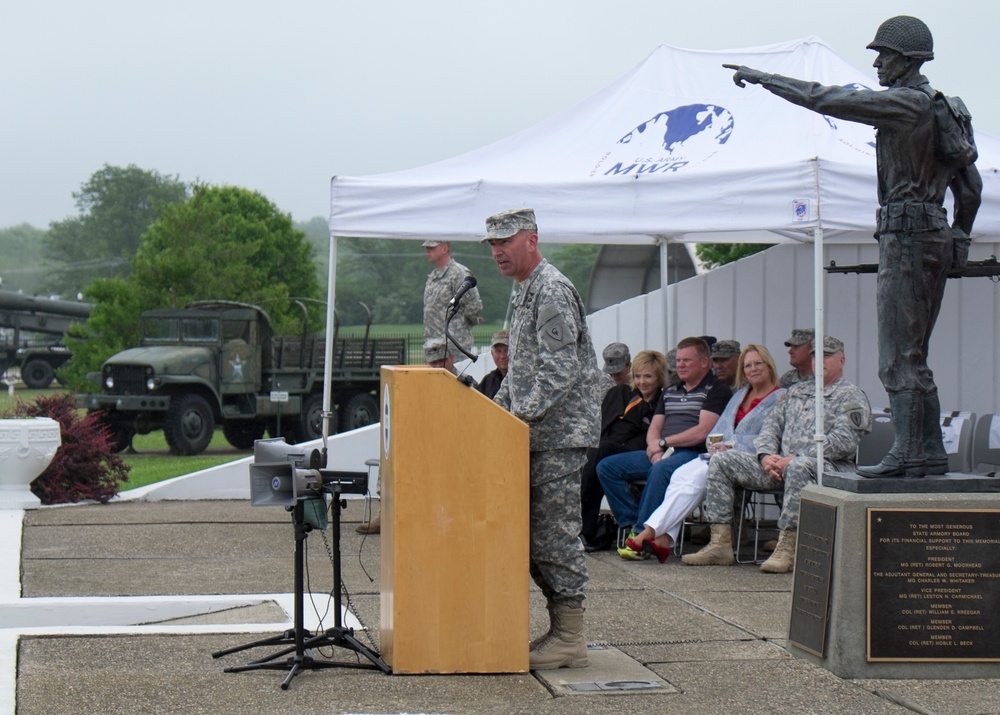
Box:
9 498 1000 715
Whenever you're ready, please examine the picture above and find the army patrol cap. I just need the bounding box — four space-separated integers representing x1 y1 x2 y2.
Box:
482 208 537 242
711 339 741 359
601 342 630 374
491 330 509 347
421 239 444 248
423 337 448 363
784 328 815 347
813 335 845 355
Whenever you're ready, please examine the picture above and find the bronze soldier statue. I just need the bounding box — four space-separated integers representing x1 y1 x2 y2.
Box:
724 16 983 478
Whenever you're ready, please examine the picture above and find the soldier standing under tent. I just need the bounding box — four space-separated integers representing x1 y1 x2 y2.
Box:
422 239 483 357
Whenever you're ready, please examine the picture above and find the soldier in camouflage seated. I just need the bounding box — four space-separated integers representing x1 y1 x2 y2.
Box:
682 337 871 573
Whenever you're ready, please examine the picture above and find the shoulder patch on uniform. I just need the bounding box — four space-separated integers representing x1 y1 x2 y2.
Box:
846 405 871 430
536 300 575 352
540 315 573 351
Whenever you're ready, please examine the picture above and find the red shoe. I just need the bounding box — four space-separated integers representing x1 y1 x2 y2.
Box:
642 540 671 563
625 537 646 553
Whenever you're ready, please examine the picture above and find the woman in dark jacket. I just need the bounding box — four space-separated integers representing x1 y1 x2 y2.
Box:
580 349 667 551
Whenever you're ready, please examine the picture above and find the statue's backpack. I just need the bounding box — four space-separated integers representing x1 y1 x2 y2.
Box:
922 87 978 169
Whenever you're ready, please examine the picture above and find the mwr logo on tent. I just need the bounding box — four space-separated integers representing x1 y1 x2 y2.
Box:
592 104 734 178
821 83 877 155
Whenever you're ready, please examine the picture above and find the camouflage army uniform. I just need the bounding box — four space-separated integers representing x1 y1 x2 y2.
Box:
701 377 871 531
423 258 483 355
778 368 811 389
494 259 603 609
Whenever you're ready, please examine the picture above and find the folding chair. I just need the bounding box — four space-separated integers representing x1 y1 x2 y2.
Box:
940 410 976 473
734 487 783 564
971 414 1000 476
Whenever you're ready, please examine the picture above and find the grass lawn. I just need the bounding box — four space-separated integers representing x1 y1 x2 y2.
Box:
121 430 244 490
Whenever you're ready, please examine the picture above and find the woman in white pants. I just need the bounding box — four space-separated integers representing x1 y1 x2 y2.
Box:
625 344 782 562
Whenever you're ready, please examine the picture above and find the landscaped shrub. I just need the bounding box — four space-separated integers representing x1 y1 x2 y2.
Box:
4 393 130 504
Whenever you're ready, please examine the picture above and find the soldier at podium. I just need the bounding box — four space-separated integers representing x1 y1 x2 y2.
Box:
483 208 603 670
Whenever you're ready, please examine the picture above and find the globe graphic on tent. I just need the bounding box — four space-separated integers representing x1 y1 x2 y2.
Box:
617 104 734 161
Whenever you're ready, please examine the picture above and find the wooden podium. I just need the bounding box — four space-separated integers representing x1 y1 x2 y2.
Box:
379 366 530 674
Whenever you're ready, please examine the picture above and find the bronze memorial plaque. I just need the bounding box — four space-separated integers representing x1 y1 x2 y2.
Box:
788 499 837 656
868 508 1000 662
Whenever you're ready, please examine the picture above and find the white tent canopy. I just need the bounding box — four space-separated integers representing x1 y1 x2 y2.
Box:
324 38 1000 480
330 37 1000 245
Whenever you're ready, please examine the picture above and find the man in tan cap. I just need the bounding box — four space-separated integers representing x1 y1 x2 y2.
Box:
422 336 455 373
478 329 509 400
601 342 632 388
483 207 603 670
422 239 483 357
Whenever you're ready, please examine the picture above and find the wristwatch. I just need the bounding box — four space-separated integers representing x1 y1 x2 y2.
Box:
658 437 668 450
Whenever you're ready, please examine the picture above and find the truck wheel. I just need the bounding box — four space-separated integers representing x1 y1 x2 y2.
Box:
95 414 134 453
341 392 379 432
222 421 266 450
22 359 54 389
299 393 330 442
164 394 215 455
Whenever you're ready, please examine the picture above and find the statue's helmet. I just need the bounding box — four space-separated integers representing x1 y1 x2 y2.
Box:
867 15 934 61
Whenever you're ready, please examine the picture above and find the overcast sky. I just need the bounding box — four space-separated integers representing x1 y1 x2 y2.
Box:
3 1 996 230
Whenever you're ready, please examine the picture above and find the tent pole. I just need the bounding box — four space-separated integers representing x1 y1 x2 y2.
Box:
322 232 339 443
658 237 671 350
503 280 517 329
813 226 825 487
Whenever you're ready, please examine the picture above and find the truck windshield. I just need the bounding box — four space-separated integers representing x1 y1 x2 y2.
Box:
143 318 178 342
181 318 219 342
143 317 220 343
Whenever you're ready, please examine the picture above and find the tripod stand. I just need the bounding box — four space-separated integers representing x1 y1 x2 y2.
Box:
212 487 390 689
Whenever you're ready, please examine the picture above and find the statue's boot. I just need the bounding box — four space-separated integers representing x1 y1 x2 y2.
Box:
922 391 949 475
858 390 927 478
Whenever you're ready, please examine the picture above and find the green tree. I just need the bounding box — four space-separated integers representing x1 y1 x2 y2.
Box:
335 237 428 325
44 164 188 296
296 216 332 293
695 243 773 270
545 244 600 301
61 278 146 391
0 223 50 294
63 185 321 390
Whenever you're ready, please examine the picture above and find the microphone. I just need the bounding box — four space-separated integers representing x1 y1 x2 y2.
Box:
449 275 477 306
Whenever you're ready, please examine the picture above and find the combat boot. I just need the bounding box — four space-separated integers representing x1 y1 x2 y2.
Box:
530 600 556 650
355 513 380 534
529 604 588 670
760 528 797 573
680 523 734 566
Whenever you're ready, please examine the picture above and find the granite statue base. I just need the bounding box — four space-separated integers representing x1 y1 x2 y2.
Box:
787 475 1000 679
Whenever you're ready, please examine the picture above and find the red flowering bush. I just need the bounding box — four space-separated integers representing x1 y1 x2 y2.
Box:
4 393 130 504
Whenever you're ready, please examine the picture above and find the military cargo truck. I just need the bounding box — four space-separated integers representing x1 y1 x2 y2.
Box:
78 300 411 455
